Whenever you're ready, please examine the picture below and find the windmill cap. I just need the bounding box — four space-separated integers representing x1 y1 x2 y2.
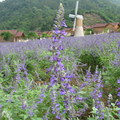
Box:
76 15 83 19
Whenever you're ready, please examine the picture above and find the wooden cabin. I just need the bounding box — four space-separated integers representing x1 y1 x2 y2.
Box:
90 23 120 34
64 28 74 36
0 30 25 42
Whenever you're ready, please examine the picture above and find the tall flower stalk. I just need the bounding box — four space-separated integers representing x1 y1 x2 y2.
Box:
47 3 79 119
91 71 105 120
116 79 120 115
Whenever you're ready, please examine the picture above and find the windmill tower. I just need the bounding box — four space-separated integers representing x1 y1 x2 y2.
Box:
69 1 84 37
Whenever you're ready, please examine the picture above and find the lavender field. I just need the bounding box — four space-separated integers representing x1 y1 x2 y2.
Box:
0 32 120 120
0 2 120 119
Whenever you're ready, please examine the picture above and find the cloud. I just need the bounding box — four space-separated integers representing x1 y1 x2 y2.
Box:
0 0 5 2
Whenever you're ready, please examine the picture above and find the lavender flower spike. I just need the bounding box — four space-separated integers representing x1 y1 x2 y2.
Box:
118 79 120 84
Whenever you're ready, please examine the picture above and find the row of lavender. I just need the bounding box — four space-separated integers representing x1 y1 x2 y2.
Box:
0 33 120 56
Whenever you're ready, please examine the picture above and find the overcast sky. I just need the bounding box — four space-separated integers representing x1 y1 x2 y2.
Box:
0 0 5 2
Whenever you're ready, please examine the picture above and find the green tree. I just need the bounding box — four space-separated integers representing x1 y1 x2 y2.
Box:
27 32 38 39
0 0 120 31
0 32 13 41
85 28 94 35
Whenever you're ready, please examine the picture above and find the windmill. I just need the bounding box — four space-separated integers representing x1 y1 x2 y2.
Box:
69 1 84 37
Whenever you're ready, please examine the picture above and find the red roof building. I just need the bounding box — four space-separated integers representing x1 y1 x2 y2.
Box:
84 23 120 34
0 30 25 42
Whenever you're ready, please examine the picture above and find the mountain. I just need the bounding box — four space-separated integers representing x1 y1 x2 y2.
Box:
0 0 120 32
109 0 120 6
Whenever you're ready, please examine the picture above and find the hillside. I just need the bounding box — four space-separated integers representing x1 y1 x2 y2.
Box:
109 0 120 6
0 0 120 32
84 13 106 25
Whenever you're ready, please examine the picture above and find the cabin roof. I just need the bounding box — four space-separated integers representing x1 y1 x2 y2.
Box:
109 23 120 26
84 23 120 29
91 23 108 28
0 30 24 37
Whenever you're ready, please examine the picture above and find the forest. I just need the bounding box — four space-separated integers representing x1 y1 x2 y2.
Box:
0 0 120 32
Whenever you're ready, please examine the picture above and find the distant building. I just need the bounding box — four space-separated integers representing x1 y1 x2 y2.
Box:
65 23 120 36
35 31 53 38
0 30 25 42
35 31 42 36
88 23 120 34
42 31 53 36
36 28 75 38
64 28 74 36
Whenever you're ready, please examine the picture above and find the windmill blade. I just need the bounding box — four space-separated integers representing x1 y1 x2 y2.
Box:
69 14 75 18
75 1 79 15
73 17 77 31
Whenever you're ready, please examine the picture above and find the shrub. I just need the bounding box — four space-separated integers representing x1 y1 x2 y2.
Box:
0 32 14 41
77 50 103 73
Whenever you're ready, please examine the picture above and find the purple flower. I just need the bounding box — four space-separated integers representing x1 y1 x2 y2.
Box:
53 36 58 42
80 83 87 89
56 115 61 119
53 28 61 34
116 101 120 106
63 83 69 87
96 100 101 104
96 83 103 88
15 74 21 80
98 92 102 98
0 104 2 109
54 68 60 72
50 76 57 85
117 88 120 91
60 89 66 95
61 77 65 81
7 99 13 102
58 62 64 70
76 96 84 100
55 104 60 107
60 36 65 39
43 117 48 120
28 111 35 116
40 93 46 97
24 71 28 75
20 63 26 71
63 100 68 105
53 56 58 61
57 58 62 62
69 88 76 93
58 45 64 51
118 110 120 115
61 20 67 27
65 74 74 79
37 98 44 104
117 92 120 97
52 111 56 114
46 66 53 73
24 77 29 81
21 104 27 110
61 30 67 36
117 79 120 84
56 51 61 55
